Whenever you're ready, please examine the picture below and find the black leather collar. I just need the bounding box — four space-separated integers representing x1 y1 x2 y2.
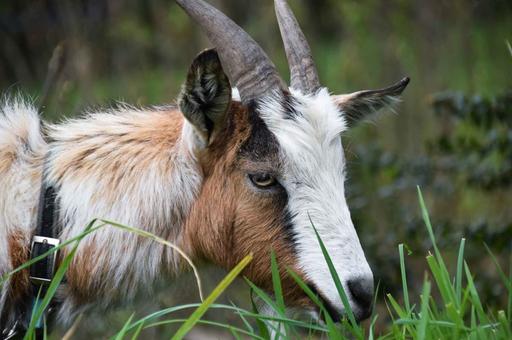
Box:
1 175 60 339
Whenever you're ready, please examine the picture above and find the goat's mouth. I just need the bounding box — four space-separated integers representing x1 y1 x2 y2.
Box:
306 284 344 323
305 284 372 324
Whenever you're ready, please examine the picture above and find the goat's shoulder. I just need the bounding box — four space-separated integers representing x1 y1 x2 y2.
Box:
46 104 186 183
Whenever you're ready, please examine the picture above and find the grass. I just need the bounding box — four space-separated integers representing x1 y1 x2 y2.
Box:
2 186 510 339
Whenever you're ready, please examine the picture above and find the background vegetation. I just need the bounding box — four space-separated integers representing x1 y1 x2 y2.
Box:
1 0 511 338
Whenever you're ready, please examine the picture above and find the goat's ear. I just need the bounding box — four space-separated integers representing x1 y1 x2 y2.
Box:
333 77 410 128
178 49 231 143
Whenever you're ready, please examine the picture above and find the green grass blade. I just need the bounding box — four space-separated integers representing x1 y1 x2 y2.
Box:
464 262 489 324
1 221 102 284
230 327 242 340
498 310 511 338
484 244 512 300
24 245 78 339
386 294 407 319
456 238 466 305
270 250 285 314
122 303 261 335
286 268 341 338
483 246 512 336
244 280 286 338
308 214 361 338
387 292 415 338
244 278 287 337
250 289 271 339
270 250 287 339
417 186 457 306
426 254 452 305
398 244 410 312
371 280 381 320
231 301 254 334
368 314 378 340
146 319 264 340
245 279 280 314
102 219 204 301
509 258 512 320
43 318 47 340
417 280 431 340
113 313 135 340
236 311 328 332
470 306 477 339
130 320 145 340
445 302 463 339
171 254 252 340
124 303 201 332
24 220 99 340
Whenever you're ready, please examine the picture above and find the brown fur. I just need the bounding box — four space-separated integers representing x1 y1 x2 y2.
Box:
51 109 183 185
66 236 103 305
183 102 313 308
0 148 16 175
50 109 181 231
7 230 30 302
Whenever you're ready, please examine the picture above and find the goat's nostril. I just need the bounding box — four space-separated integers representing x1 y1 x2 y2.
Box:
347 278 374 319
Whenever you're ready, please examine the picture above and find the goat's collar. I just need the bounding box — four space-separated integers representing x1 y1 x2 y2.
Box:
1 172 61 338
30 184 60 285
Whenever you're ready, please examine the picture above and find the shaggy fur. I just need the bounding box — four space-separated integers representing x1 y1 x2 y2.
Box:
0 99 206 324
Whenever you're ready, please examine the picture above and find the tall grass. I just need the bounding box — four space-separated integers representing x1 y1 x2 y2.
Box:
2 187 510 339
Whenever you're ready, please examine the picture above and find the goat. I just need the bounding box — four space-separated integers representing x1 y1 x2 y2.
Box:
0 0 409 333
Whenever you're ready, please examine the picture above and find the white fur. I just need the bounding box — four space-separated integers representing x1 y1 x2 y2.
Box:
259 88 373 317
0 97 47 315
231 87 241 102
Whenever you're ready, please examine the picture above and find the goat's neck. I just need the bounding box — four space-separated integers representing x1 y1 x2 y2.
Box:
43 109 203 317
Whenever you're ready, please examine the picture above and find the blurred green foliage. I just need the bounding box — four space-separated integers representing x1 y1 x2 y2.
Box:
1 0 511 337
431 91 512 189
349 91 512 322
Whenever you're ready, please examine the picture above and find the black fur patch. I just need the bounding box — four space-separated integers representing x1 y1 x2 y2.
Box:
282 92 301 119
239 101 280 162
238 103 298 253
281 208 298 254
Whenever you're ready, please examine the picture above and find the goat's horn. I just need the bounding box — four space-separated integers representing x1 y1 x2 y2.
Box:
176 0 285 103
275 0 320 93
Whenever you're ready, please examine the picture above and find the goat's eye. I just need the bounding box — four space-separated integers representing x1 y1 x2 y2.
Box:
249 173 277 188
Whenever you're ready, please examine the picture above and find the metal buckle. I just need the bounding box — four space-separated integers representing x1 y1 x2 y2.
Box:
1 319 21 340
29 236 60 285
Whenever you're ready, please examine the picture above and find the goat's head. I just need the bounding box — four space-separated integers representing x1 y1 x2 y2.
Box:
177 0 409 322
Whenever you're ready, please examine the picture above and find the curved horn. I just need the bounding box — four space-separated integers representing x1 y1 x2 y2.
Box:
275 0 320 93
176 0 285 103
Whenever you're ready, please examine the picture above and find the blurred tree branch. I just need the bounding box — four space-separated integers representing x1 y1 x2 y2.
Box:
38 42 67 112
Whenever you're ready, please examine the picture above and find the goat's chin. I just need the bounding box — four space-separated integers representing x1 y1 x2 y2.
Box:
305 308 343 327
305 304 372 326
306 309 323 324
285 306 332 325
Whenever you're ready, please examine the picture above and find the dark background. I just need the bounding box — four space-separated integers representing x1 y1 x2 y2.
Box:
1 0 511 337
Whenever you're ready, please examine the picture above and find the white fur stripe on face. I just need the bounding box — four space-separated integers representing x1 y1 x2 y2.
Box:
258 88 373 316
